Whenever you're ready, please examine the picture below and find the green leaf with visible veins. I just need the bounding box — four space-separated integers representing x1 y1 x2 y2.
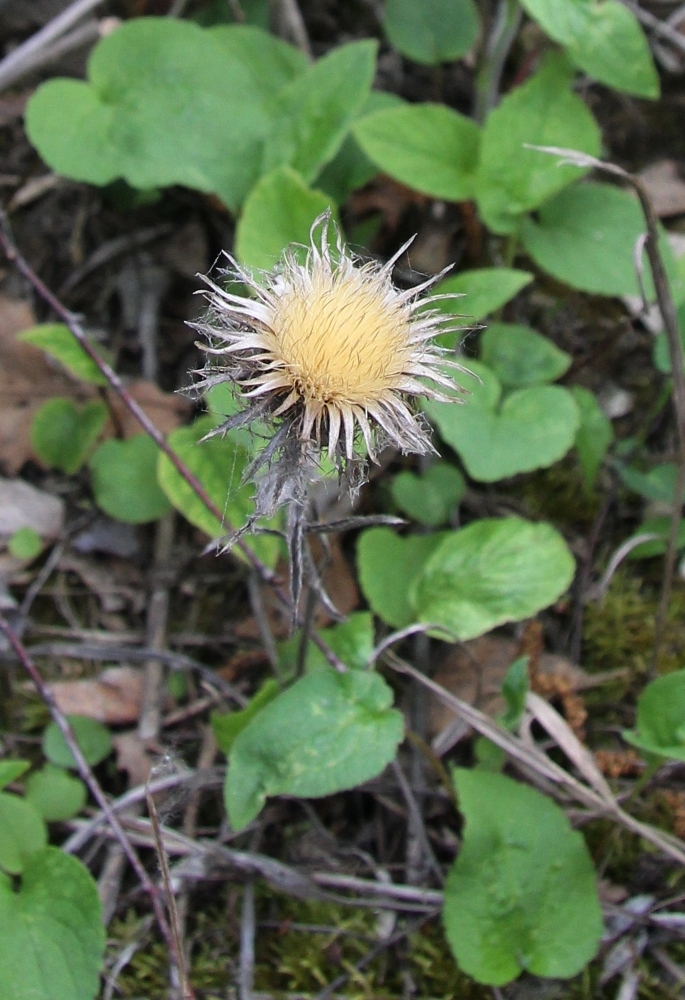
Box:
225 669 404 829
0 847 104 1000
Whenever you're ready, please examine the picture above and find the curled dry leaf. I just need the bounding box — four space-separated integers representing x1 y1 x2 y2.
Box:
0 477 64 539
48 666 145 725
112 731 154 787
428 635 604 738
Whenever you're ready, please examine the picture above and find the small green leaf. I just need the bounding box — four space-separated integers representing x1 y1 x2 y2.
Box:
212 680 280 755
433 268 534 323
623 671 685 761
0 793 47 875
279 611 376 676
619 461 677 503
225 668 404 830
0 847 104 1000
572 386 613 488
384 0 479 65
90 434 171 524
0 761 30 790
263 39 377 184
353 103 481 201
480 323 571 388
519 0 658 98
411 517 575 639
7 528 43 561
43 715 113 771
31 397 107 474
157 415 281 567
444 769 602 984
521 181 677 297
25 765 87 822
235 167 335 270
424 360 580 481
626 516 685 559
17 324 108 385
476 54 600 233
391 463 465 526
357 529 447 628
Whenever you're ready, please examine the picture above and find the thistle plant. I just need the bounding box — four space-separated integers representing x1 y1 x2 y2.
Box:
193 215 466 603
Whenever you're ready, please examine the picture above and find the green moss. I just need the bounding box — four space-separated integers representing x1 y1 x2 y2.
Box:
583 570 685 677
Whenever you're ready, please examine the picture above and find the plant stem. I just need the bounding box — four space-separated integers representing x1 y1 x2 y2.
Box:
474 0 522 124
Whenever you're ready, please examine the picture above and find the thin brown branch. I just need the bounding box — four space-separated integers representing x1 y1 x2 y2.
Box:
0 614 174 950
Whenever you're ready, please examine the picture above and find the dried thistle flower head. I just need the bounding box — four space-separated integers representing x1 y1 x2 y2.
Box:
193 214 466 524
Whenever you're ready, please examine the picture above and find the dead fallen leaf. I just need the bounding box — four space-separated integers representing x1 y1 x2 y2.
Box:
638 160 685 219
348 176 427 232
112 731 153 787
0 476 64 538
48 665 144 724
107 379 190 438
428 635 602 738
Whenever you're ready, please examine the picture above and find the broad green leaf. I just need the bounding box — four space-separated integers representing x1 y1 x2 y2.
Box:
317 91 404 204
424 360 579 481
391 463 465 526
279 612 376 676
235 167 335 269
43 715 112 771
17 323 108 385
384 0 479 64
225 668 404 829
521 181 676 297
25 765 87 822
0 761 29 790
263 40 377 184
353 103 481 201
433 268 534 323
444 769 602 985
26 20 305 211
157 415 281 567
623 670 685 761
212 680 280 755
31 398 107 475
0 847 104 1000
520 0 658 98
627 516 685 559
476 54 600 233
412 517 575 639
480 323 571 388
572 386 613 488
0 793 47 875
357 529 447 628
90 434 171 524
619 461 677 503
7 528 43 561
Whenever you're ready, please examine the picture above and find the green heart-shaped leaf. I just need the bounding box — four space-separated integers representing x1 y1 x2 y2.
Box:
0 847 104 1000
0 793 47 875
26 20 307 211
411 517 575 639
31 398 107 475
480 323 571 389
519 0 657 97
444 769 602 985
357 529 448 628
424 361 579 482
623 670 685 761
225 669 404 829
90 434 171 524
43 715 112 771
